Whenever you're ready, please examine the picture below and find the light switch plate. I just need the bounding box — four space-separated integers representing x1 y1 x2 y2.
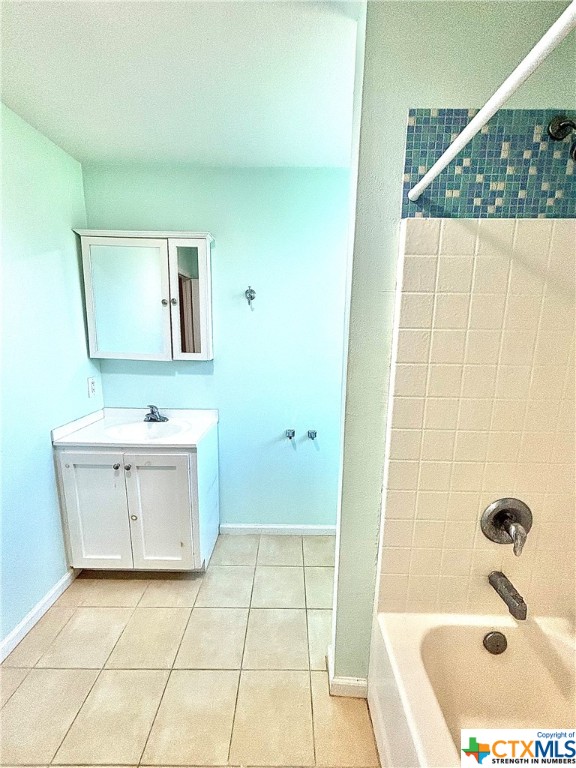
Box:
87 377 97 398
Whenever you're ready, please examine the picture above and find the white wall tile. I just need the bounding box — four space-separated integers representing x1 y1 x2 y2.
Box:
392 397 425 429
389 429 421 461
410 548 442 575
504 295 541 329
383 520 414 548
396 329 431 363
433 293 470 328
424 397 459 430
499 329 537 365
495 365 532 399
457 399 493 431
461 366 497 398
446 492 480 521
491 399 526 430
476 219 515 256
427 364 462 396
404 219 441 255
399 293 435 328
469 294 506 329
402 256 438 292
465 330 501 365
415 491 449 520
381 548 411 575
436 256 474 292
453 431 489 462
486 431 522 463
421 430 455 461
379 218 575 617
394 364 428 396
430 330 466 363
387 460 419 490
385 490 417 520
418 461 451 490
413 520 445 548
440 219 479 255
473 257 510 293
450 461 484 492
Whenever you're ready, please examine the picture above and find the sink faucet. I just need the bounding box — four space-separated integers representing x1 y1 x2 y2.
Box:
488 571 527 620
144 405 168 423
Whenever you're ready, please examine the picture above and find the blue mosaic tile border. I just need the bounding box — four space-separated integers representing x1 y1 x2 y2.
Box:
403 108 576 218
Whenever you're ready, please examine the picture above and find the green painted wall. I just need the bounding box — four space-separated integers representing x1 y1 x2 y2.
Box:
82 164 351 528
1 104 103 640
335 1 576 679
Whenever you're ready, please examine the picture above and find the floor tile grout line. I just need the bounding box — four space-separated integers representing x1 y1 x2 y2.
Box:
21 600 79 670
168 582 200 669
302 538 317 766
134 667 172 765
226 533 260 764
46 665 104 766
137 548 221 764
0 665 32 710
27 664 320 670
47 597 142 767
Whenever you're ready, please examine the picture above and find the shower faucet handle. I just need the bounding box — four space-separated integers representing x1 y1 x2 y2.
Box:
480 498 533 557
285 429 295 440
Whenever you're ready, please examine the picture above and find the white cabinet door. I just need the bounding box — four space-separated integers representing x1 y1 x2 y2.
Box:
58 451 133 569
81 237 172 360
124 453 196 570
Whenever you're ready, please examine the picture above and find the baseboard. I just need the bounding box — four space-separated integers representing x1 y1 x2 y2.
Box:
219 523 336 536
0 569 78 662
327 644 368 698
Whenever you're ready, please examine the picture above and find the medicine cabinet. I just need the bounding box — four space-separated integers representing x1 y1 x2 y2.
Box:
75 230 214 360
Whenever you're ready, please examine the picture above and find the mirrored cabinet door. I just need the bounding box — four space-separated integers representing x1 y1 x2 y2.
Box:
168 238 213 360
82 237 172 360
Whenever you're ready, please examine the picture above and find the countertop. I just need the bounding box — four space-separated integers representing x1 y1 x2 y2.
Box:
52 408 219 448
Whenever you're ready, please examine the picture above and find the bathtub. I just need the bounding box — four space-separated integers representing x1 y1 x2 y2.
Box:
367 612 575 768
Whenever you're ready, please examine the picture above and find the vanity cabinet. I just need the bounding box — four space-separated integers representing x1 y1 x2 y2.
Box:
75 230 214 361
58 451 197 569
53 410 220 571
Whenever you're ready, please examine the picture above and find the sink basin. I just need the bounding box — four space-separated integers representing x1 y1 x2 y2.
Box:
105 421 185 441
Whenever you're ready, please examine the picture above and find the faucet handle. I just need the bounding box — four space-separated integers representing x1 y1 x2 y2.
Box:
480 498 533 556
503 519 527 557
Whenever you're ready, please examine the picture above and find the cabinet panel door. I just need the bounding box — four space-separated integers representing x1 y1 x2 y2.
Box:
82 237 171 360
124 453 196 570
58 451 133 569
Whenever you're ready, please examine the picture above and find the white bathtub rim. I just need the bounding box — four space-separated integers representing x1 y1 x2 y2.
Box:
376 612 576 768
378 612 460 768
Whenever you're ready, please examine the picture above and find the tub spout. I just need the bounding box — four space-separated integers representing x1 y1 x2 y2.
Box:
488 571 527 620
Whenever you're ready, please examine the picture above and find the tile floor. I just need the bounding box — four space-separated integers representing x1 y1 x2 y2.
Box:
0 534 379 768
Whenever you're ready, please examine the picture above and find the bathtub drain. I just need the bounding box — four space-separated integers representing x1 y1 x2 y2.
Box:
483 631 507 654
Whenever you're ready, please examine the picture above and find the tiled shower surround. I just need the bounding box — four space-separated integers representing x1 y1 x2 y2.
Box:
403 109 576 218
379 218 575 621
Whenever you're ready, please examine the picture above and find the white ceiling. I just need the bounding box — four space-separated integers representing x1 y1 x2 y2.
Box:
1 1 360 167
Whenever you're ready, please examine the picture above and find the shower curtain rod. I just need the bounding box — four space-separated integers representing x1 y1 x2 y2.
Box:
407 0 576 202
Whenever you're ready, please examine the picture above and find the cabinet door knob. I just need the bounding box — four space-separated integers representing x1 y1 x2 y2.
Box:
130 514 138 521
161 299 168 306
171 298 178 306
113 463 120 470
124 464 132 471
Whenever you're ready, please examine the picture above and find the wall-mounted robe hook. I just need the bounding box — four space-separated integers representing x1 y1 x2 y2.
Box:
245 286 256 309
